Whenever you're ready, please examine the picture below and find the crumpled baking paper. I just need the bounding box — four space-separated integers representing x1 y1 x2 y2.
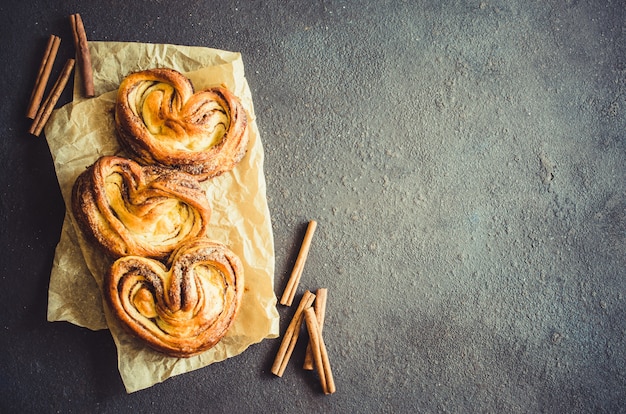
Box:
44 41 279 393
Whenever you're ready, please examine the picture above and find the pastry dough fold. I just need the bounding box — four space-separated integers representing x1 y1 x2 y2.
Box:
115 68 248 180
105 238 244 357
71 155 211 259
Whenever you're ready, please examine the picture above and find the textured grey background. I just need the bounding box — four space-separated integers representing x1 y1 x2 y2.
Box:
1 0 624 412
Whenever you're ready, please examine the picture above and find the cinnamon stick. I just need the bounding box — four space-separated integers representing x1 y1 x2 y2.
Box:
69 13 94 97
304 307 336 394
303 288 327 370
29 59 75 137
304 307 327 392
317 325 336 394
280 220 317 306
26 35 61 119
271 290 316 377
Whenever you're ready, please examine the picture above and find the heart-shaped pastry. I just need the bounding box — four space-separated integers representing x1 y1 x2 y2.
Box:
115 68 249 180
105 237 244 358
72 155 211 259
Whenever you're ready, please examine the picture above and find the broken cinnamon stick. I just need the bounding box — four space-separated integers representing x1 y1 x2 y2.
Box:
280 220 317 306
271 290 316 377
26 34 61 119
303 288 327 370
29 59 75 136
69 13 94 97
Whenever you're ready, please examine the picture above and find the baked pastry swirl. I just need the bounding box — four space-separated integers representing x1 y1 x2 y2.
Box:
72 155 211 259
105 238 244 357
115 68 249 180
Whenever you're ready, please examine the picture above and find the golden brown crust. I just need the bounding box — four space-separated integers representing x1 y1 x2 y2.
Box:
115 68 249 180
71 155 211 260
105 237 244 358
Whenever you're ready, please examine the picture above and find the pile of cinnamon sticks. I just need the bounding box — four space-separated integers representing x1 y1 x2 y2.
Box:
272 220 336 395
26 13 94 136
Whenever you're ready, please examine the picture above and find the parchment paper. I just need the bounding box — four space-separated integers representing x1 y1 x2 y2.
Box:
44 41 280 393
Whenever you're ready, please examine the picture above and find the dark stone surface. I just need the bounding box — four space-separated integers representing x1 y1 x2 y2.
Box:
1 0 625 412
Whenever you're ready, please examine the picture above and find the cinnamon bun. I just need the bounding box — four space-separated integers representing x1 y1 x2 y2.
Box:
105 238 244 357
71 155 211 259
115 68 248 180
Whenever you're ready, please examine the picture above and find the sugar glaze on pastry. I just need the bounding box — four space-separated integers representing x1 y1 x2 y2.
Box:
71 155 211 259
105 237 244 358
115 68 248 180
